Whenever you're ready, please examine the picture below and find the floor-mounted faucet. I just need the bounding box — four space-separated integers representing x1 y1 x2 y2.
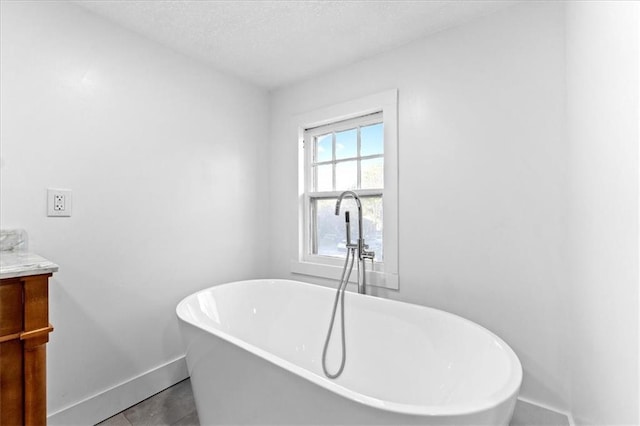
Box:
322 190 375 379
335 191 375 295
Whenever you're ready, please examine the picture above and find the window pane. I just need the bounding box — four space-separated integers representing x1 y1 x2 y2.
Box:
315 164 333 191
314 198 343 257
335 160 357 190
361 196 383 261
335 128 357 160
315 133 332 163
361 123 383 156
361 157 384 189
313 196 383 261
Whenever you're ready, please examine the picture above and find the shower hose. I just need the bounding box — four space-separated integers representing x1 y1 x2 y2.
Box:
321 246 356 379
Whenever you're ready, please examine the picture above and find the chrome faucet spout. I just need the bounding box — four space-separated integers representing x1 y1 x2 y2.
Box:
335 190 361 215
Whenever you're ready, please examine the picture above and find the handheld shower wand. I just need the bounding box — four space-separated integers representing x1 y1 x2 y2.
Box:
344 211 351 247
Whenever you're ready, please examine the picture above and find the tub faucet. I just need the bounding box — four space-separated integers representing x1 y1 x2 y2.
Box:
335 191 375 294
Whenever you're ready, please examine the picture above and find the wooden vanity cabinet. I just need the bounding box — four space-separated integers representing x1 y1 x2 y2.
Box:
0 273 53 425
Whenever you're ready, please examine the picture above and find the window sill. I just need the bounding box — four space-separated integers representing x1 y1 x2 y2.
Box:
290 260 399 290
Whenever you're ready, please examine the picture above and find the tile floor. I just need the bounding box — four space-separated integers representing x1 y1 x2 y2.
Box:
97 379 199 426
511 400 570 426
97 379 569 426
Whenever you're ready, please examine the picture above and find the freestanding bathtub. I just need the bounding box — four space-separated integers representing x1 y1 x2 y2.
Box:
176 279 522 425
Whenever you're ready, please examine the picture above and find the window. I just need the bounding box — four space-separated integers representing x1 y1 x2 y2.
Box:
292 90 398 290
305 113 384 259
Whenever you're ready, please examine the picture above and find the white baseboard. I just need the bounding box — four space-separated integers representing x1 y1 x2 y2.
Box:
47 356 189 426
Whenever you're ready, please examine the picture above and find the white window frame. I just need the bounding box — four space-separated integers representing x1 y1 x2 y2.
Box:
291 90 399 290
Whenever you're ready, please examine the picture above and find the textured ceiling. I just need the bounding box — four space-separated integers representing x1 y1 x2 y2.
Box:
75 1 517 89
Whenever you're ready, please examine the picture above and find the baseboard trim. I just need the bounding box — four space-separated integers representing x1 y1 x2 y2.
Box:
47 356 189 426
517 396 575 426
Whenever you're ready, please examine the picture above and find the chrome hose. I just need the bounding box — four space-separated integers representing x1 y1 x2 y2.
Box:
321 247 356 379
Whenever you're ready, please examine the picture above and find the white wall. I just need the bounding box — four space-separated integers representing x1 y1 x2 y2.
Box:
0 1 269 423
566 2 639 424
269 1 570 411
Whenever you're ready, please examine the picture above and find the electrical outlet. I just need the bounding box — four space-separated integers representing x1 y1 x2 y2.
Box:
54 194 65 211
47 189 72 217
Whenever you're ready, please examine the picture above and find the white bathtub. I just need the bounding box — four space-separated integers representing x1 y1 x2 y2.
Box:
176 279 522 425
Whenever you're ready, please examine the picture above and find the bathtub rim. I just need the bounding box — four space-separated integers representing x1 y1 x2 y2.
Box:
176 278 523 418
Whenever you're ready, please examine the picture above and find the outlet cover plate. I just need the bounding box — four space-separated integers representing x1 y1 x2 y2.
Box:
47 188 72 217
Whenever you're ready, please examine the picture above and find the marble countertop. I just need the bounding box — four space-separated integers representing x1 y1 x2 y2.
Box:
0 252 59 279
